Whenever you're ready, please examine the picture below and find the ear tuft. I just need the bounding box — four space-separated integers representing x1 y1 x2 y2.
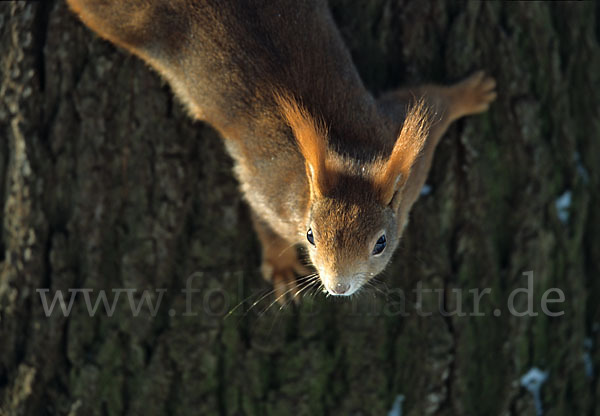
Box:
275 92 333 198
375 99 431 205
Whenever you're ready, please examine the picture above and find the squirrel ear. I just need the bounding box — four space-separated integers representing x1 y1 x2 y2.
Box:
276 93 333 198
375 100 430 206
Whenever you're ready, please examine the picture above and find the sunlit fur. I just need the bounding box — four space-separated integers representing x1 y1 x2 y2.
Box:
372 99 431 206
280 95 430 295
306 173 399 295
275 93 333 199
66 0 495 302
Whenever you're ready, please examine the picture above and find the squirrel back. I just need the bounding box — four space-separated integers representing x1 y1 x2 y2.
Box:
70 1 382 139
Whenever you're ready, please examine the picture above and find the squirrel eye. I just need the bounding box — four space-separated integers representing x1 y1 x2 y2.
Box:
372 234 386 255
307 228 315 246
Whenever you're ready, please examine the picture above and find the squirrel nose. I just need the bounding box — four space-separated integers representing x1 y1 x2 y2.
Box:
331 282 351 295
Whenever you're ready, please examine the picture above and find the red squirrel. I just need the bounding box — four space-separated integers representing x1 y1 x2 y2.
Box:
66 0 496 302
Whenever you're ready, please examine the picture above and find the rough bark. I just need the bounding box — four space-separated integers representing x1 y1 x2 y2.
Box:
1 1 599 415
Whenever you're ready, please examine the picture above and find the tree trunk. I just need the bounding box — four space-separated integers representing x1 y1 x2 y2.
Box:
1 1 599 415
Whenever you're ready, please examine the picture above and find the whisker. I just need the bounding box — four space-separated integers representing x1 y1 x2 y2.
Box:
228 271 321 323
276 242 299 258
241 287 278 318
280 276 319 310
364 280 389 299
305 283 317 300
295 272 319 284
258 281 304 317
265 277 320 336
369 275 392 293
225 288 268 320
317 282 325 297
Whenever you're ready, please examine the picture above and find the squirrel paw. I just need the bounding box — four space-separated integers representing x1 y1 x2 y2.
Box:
260 253 313 306
452 70 497 117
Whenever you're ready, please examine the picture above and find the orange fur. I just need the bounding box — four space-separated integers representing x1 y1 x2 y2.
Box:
374 100 431 205
66 0 496 302
275 93 334 199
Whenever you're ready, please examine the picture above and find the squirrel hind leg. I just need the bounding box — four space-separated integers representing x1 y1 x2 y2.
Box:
445 71 497 121
378 71 497 132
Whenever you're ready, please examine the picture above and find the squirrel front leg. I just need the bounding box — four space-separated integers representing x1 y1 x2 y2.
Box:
250 213 312 306
379 71 496 225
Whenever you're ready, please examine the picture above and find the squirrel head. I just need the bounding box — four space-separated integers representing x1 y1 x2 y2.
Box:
278 94 430 296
